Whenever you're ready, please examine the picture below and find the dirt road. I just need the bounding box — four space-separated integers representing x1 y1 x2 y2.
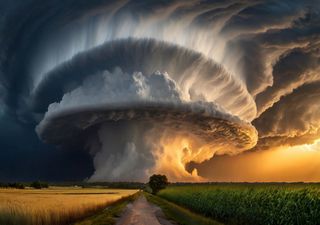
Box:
116 195 175 225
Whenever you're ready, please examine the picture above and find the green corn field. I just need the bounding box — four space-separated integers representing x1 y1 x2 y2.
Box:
158 184 320 225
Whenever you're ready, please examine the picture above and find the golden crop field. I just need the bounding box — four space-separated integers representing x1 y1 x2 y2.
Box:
0 187 138 225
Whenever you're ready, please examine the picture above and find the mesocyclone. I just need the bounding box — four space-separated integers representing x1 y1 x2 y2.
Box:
29 6 258 181
33 39 258 181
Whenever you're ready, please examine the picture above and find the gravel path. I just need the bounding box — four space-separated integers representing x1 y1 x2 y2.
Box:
116 195 175 225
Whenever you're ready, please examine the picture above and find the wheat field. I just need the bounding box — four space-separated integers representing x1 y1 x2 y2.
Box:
0 187 138 225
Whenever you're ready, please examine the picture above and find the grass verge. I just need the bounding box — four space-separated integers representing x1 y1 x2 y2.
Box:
74 192 140 225
144 192 223 225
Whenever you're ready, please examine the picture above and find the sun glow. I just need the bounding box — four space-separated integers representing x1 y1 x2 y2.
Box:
150 135 218 182
198 139 320 182
288 139 320 152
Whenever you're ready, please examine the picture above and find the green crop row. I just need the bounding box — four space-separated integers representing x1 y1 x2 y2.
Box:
158 185 320 225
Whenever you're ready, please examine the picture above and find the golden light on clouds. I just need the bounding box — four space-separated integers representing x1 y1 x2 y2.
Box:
150 136 320 183
289 139 320 152
150 135 218 182
196 139 320 182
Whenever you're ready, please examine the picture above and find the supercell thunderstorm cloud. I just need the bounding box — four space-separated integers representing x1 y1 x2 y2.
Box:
0 0 320 182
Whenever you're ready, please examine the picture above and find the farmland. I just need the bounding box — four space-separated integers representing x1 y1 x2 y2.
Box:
158 184 320 225
0 187 137 225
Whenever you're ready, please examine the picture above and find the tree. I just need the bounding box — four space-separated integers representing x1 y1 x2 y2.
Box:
30 181 49 189
148 174 169 194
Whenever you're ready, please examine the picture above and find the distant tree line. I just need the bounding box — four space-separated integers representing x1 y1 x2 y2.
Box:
0 177 172 191
0 181 49 189
51 181 146 189
0 182 25 189
0 181 145 189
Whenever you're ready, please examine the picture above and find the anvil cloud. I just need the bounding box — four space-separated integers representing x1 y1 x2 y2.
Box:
0 0 319 182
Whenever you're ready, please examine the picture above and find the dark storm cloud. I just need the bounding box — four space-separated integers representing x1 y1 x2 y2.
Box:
30 38 255 120
221 3 320 97
35 103 257 181
254 81 320 148
34 68 256 181
0 0 319 181
221 0 307 35
255 48 320 116
37 103 256 149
